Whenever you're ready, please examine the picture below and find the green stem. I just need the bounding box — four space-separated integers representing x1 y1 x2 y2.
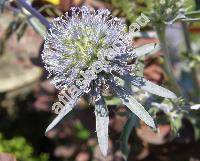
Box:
181 22 199 101
156 26 182 96
120 113 139 161
182 18 200 22
186 10 200 17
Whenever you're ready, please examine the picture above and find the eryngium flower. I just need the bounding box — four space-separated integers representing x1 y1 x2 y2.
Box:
150 0 185 25
42 6 177 156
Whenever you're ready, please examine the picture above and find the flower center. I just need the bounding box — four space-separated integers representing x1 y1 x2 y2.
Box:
63 26 107 69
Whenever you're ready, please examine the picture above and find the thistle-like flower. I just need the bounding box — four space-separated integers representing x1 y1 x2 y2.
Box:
42 6 177 156
150 0 185 25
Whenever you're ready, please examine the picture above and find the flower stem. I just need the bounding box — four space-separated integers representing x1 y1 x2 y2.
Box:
156 26 182 96
16 0 51 29
181 22 199 101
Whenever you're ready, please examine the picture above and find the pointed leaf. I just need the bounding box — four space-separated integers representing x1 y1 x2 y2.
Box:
95 96 109 156
117 43 160 61
96 116 109 156
186 10 200 17
139 78 177 99
45 88 85 135
133 43 160 58
121 75 177 99
28 16 46 36
122 94 156 129
45 105 73 135
109 82 156 129
182 17 200 22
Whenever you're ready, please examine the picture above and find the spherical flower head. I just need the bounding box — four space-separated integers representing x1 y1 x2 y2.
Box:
151 0 185 25
42 6 133 90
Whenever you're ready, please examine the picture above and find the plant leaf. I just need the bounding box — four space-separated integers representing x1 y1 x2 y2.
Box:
120 113 139 160
117 43 160 61
17 22 28 41
121 74 177 99
27 16 46 36
45 87 86 135
186 10 200 17
122 94 155 128
182 17 200 22
45 105 73 135
95 95 109 156
133 43 160 58
109 82 156 129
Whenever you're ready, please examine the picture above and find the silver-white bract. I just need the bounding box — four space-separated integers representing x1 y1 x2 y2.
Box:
42 6 177 156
